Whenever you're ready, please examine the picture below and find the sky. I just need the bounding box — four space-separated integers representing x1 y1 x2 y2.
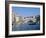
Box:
12 7 40 17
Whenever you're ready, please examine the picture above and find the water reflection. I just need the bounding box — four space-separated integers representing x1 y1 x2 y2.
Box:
12 22 40 31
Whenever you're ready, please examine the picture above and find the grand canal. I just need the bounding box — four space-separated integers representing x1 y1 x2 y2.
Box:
12 22 40 31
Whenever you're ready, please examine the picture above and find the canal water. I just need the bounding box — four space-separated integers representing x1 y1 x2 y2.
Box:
12 23 40 31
